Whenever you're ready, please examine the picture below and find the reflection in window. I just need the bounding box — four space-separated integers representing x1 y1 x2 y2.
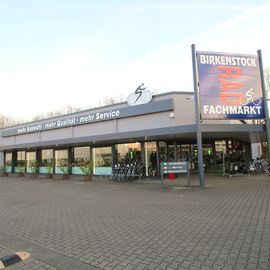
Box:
5 152 12 173
158 141 167 162
93 147 112 175
55 150 68 174
40 149 54 174
16 151 26 173
73 147 90 164
115 143 141 163
176 144 191 162
41 149 53 164
215 140 226 154
72 146 90 175
168 143 175 161
26 152 36 173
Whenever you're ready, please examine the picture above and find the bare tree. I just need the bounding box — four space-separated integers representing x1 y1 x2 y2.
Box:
0 114 25 128
59 104 81 114
0 115 6 128
1 87 161 128
98 94 126 106
31 104 82 121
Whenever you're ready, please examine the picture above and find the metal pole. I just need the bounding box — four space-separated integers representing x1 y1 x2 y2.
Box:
160 163 164 190
257 50 270 165
223 151 225 176
191 44 205 188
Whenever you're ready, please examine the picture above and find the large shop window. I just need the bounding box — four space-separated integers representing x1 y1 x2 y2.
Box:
93 147 112 175
72 146 90 175
16 151 26 173
26 151 36 173
176 144 191 162
115 143 141 163
158 141 167 162
4 152 12 173
215 140 226 165
40 149 54 174
55 150 68 174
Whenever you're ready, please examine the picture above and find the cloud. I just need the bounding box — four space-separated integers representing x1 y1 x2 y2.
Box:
1 2 269 119
117 4 249 12
126 1 270 67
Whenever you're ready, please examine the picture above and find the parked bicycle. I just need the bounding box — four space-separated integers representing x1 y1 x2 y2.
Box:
110 160 145 182
248 157 269 174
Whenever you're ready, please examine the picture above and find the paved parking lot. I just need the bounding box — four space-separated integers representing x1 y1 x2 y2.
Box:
0 175 269 270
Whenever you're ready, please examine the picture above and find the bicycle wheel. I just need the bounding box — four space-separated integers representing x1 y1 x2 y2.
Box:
148 165 153 176
141 90 152 103
148 165 157 176
138 166 146 178
252 96 261 105
239 95 248 106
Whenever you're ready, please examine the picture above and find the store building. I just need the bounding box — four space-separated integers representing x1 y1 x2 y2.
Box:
0 91 267 177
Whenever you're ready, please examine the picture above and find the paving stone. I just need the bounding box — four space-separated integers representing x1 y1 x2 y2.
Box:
0 175 269 270
223 265 234 270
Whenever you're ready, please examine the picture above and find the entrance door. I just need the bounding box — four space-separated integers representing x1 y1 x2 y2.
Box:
145 142 157 176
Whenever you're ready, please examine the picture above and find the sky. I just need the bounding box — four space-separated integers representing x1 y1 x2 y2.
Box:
1 0 270 119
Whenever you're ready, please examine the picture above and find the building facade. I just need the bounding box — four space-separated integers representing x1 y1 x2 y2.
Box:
0 92 266 177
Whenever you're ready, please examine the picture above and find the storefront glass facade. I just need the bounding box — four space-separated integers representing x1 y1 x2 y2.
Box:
3 139 249 177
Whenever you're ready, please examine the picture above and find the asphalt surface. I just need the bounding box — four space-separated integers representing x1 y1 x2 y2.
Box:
0 174 269 270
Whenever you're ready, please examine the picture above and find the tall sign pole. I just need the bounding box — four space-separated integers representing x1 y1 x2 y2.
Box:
191 44 205 188
257 50 270 164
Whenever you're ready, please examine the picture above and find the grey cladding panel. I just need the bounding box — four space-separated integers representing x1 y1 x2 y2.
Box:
1 99 173 137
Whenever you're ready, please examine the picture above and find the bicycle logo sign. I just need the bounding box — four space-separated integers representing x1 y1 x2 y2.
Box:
239 88 261 106
127 83 152 106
